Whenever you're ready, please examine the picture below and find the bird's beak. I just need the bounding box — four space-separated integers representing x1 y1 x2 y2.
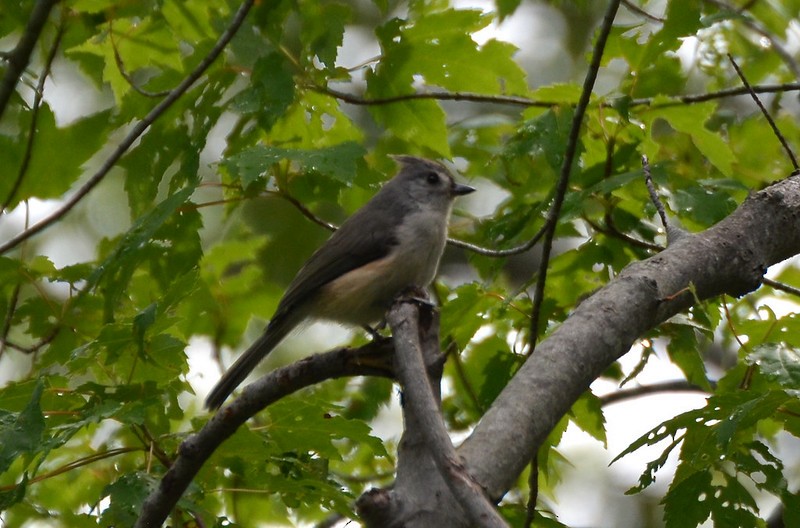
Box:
452 183 476 196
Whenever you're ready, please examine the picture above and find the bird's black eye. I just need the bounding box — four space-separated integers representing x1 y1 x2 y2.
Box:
424 171 440 185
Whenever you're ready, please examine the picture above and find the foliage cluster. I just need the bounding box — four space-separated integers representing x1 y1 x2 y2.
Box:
2 0 800 526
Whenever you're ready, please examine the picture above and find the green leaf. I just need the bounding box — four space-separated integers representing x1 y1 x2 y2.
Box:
300 2 351 69
266 395 387 460
223 142 366 188
645 103 735 177
84 186 197 311
747 343 800 388
230 52 295 131
569 392 607 446
7 107 113 209
100 472 158 527
664 322 712 390
0 379 45 474
663 471 713 528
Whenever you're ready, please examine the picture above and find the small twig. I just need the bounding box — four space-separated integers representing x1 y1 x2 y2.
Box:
599 379 712 406
642 156 688 244
584 215 663 252
275 191 338 232
523 458 539 528
449 341 484 415
310 83 550 108
762 277 800 297
447 225 547 257
0 0 256 255
0 0 60 122
528 0 622 352
275 180 548 258
727 54 799 173
628 82 800 108
1 9 63 213
642 156 668 231
0 447 141 491
109 21 171 98
722 297 758 390
314 78 800 111
620 0 665 22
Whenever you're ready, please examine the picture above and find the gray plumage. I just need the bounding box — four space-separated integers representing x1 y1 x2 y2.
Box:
205 156 474 409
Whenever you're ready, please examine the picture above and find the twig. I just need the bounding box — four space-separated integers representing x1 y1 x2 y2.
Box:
310 83 543 108
0 0 60 122
313 78 800 111
0 447 141 491
109 21 171 98
0 0 256 255
627 82 800 108
584 215 663 252
599 379 712 406
275 191 338 231
1 16 64 213
642 156 687 244
523 458 540 528
727 54 799 172
528 0 622 351
642 156 668 231
762 277 800 297
388 300 508 528
620 0 665 22
274 178 548 258
134 340 395 528
706 0 800 79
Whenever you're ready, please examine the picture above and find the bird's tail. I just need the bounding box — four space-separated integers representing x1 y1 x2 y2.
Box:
204 314 296 410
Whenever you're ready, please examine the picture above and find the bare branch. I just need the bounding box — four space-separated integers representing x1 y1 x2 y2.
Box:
529 0 622 350
1 16 64 213
134 340 395 528
763 277 800 297
727 54 799 172
584 214 663 252
310 83 542 108
0 0 60 122
109 22 171 98
621 0 665 22
599 380 711 406
0 0 257 255
311 77 800 113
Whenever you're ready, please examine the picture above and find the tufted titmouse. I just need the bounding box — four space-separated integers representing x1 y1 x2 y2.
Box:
205 156 475 409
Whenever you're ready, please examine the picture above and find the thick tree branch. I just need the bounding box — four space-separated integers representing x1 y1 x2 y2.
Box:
0 0 255 255
458 173 800 500
134 340 394 528
387 299 507 528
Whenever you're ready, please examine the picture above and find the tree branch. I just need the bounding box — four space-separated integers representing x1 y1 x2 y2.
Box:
0 0 256 255
0 0 59 122
387 298 507 528
599 379 712 406
134 340 395 528
458 173 800 500
529 0 622 349
1 15 63 215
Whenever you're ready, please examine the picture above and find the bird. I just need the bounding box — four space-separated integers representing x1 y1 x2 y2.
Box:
205 155 475 409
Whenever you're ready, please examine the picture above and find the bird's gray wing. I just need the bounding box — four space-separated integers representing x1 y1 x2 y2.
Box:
271 189 411 321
